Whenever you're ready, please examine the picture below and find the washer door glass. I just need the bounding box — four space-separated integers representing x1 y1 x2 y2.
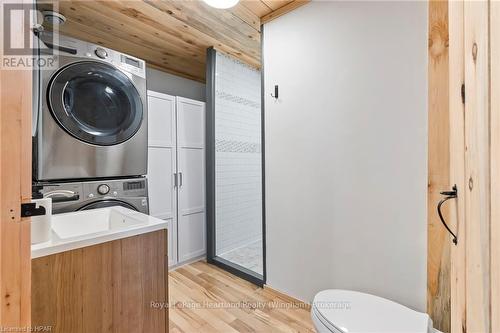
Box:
49 61 143 146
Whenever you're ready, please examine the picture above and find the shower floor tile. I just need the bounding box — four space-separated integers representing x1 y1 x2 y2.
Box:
219 240 263 275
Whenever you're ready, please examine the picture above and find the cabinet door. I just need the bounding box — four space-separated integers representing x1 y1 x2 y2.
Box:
147 91 177 265
147 147 176 218
176 97 206 262
32 230 168 333
147 91 175 147
148 147 177 266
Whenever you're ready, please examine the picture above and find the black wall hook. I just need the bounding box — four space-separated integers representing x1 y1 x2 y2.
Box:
437 185 458 245
270 85 278 99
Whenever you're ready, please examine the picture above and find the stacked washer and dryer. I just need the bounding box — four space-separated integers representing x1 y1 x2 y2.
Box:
33 32 149 214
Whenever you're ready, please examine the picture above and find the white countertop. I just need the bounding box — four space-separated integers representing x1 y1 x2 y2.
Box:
31 207 168 259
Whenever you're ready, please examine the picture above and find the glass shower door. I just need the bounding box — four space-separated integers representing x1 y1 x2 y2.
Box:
206 48 265 284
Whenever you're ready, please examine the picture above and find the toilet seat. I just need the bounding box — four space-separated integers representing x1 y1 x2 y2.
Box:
312 304 344 333
312 290 432 333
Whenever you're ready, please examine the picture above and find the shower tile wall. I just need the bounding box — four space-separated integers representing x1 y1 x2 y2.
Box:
214 52 263 267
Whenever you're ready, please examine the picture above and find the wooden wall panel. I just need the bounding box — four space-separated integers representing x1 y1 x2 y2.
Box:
427 1 451 331
448 0 466 331
463 0 490 331
490 1 500 331
0 0 32 329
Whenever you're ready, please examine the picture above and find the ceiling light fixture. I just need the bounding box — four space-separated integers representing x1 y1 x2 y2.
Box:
203 0 240 9
42 10 66 26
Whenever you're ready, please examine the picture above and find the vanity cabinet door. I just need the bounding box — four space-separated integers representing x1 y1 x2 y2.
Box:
31 230 168 333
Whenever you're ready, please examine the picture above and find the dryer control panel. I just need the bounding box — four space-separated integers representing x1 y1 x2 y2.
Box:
38 32 146 79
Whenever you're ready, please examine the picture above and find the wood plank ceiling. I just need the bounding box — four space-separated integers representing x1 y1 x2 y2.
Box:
37 1 308 82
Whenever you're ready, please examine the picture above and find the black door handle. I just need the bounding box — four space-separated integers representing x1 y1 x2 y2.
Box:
437 185 458 245
51 194 80 203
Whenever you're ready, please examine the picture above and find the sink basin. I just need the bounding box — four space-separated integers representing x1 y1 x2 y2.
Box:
52 207 145 240
31 206 168 259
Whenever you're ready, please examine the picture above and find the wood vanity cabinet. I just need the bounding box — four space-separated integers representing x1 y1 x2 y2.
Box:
31 230 169 333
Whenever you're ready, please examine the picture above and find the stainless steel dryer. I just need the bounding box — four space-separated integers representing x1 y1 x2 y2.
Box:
33 32 147 181
35 177 149 215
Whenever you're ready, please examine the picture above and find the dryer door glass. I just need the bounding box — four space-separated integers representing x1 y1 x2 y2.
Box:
48 61 143 146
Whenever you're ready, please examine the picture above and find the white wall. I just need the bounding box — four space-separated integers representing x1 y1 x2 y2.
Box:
146 67 205 101
263 1 428 311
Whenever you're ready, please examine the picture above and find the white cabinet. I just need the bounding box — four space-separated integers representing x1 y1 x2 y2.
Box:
147 91 205 267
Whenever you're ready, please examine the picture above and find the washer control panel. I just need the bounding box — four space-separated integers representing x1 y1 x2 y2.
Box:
34 177 149 215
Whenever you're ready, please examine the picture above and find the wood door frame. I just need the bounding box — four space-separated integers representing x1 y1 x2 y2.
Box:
427 1 451 331
0 0 33 329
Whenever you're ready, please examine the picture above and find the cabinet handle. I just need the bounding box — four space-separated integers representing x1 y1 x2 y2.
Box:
174 173 178 188
179 172 183 187
437 185 458 245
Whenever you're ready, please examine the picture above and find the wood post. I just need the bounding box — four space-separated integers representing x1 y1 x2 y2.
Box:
0 0 33 329
428 1 451 331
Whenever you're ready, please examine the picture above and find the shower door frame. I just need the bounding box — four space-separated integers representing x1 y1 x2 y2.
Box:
205 47 267 286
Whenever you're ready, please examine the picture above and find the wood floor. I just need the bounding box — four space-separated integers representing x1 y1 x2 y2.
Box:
169 261 315 333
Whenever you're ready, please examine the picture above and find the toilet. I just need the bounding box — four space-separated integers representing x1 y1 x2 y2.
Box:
312 290 440 333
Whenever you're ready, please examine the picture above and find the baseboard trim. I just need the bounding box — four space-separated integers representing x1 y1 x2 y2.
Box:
263 285 311 310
